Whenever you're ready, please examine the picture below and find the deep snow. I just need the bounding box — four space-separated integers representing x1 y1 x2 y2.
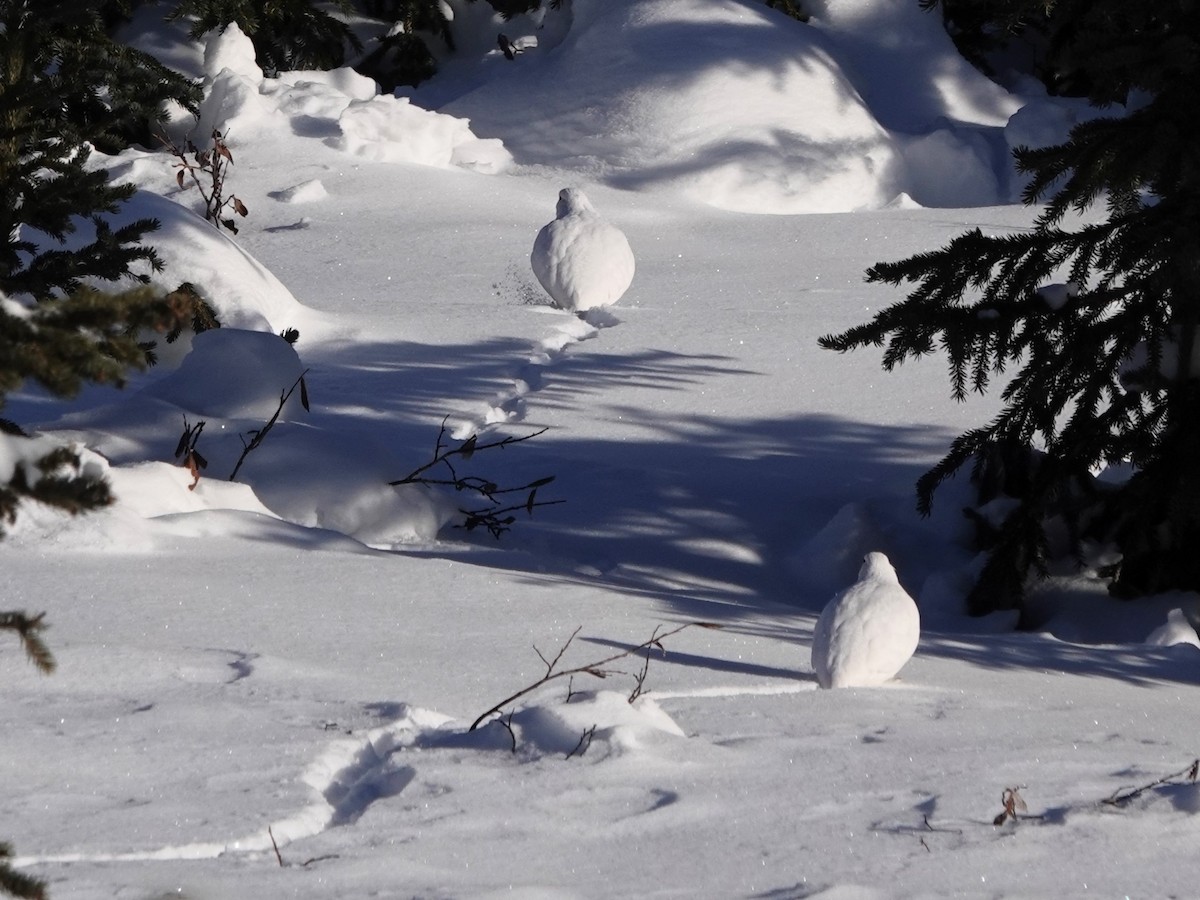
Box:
4 1 1199 898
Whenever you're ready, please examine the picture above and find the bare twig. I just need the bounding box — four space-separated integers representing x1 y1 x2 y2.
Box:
493 710 517 753
390 419 548 486
628 624 671 703
469 621 721 731
268 827 284 867
923 814 961 834
389 418 561 538
460 494 566 539
0 611 55 674
300 854 340 867
565 725 597 760
535 626 580 676
267 826 337 868
1102 759 1200 807
228 371 309 481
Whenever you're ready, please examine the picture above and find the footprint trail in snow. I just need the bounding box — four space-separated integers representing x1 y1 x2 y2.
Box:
456 305 616 437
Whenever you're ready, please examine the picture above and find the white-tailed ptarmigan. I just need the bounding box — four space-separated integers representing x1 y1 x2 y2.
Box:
530 188 635 313
810 551 920 689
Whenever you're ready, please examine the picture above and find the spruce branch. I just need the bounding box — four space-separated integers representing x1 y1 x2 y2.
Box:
0 611 55 675
819 3 1200 609
1 438 115 539
0 841 47 900
469 622 721 731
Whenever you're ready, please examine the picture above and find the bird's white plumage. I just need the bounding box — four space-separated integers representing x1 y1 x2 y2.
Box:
531 188 635 312
811 551 920 689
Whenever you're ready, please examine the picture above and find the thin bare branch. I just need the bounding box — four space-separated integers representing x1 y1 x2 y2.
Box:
1102 759 1200 807
389 421 558 537
535 626 580 677
268 827 284 868
390 424 550 486
0 611 55 674
468 622 721 731
565 725 597 760
228 370 308 481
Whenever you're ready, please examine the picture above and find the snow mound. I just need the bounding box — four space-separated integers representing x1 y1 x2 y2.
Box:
144 329 305 420
195 18 510 174
444 0 900 212
788 502 888 602
269 178 329 204
437 0 1025 212
0 432 278 550
202 22 262 85
114 189 310 335
334 95 512 172
496 689 686 758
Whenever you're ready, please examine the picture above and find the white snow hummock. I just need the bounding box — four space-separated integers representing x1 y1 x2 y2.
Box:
530 187 635 312
202 22 263 85
193 15 510 173
811 551 921 689
334 95 513 173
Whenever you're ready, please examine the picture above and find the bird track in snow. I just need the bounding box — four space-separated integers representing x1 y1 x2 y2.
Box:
456 293 615 438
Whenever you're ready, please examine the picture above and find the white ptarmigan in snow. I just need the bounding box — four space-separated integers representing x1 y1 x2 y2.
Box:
810 552 920 689
530 188 635 312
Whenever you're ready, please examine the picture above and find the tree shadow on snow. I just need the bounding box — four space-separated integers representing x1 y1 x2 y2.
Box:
298 336 952 634
303 337 1200 690
918 632 1200 689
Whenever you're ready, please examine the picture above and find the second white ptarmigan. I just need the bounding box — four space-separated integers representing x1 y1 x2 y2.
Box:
531 188 635 312
811 551 920 689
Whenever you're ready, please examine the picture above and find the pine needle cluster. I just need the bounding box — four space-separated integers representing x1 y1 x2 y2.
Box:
0 841 46 900
168 0 363 75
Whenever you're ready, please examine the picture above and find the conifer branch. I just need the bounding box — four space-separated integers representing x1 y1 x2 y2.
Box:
0 611 55 675
0 841 47 900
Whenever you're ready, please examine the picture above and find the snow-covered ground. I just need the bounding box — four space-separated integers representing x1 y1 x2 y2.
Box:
4 1 1199 897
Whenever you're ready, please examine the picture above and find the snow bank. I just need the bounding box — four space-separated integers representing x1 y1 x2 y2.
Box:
120 189 309 335
334 95 512 173
194 22 511 174
434 0 1034 212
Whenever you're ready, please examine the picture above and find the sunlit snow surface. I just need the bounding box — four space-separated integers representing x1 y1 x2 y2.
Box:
4 1 1200 898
